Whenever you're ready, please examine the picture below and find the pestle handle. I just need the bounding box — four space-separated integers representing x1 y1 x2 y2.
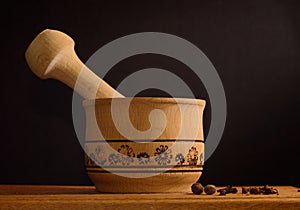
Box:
25 29 124 99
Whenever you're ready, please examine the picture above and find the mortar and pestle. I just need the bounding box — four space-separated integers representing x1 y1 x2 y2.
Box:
25 29 206 193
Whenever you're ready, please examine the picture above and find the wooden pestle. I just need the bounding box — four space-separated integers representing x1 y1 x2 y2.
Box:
25 29 124 99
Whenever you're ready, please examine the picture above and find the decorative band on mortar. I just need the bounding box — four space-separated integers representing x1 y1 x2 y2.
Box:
85 139 205 143
85 141 204 168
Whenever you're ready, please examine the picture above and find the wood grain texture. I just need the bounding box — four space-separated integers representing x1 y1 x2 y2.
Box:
0 185 299 210
84 97 206 140
83 97 206 193
87 171 202 193
25 29 124 99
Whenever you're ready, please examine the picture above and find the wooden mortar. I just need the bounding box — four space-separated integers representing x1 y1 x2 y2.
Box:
25 29 206 193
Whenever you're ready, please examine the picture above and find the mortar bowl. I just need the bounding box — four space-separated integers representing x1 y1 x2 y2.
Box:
83 97 206 193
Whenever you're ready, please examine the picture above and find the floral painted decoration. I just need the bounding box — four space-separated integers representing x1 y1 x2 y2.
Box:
154 145 173 165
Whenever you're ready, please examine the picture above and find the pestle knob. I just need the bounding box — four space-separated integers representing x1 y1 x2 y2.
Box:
25 29 124 99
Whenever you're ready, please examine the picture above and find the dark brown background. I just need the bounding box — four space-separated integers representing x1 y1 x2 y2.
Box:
2 0 300 187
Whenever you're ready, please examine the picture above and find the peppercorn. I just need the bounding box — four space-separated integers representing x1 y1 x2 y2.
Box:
250 187 261 194
191 183 204 195
217 185 238 195
204 184 216 195
242 187 250 194
226 185 238 194
260 185 279 195
218 189 227 196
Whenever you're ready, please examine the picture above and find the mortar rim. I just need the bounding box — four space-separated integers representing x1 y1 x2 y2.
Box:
82 97 206 107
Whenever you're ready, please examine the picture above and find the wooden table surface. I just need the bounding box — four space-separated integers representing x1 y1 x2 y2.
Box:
0 185 299 209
